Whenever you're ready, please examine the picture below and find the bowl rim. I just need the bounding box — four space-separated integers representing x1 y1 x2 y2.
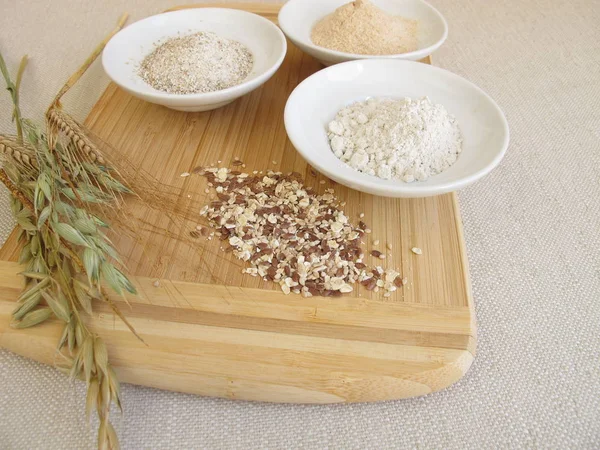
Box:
102 8 287 103
278 0 448 61
284 59 510 197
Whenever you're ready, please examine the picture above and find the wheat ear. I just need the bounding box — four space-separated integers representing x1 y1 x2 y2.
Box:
0 136 38 169
47 109 106 164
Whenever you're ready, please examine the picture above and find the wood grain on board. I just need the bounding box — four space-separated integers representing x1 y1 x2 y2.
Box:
0 3 476 402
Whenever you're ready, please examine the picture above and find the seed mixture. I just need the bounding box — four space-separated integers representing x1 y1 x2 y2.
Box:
138 31 253 94
198 167 404 297
328 97 463 183
311 0 418 55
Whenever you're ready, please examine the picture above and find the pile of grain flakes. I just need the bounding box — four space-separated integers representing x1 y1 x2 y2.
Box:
197 167 406 297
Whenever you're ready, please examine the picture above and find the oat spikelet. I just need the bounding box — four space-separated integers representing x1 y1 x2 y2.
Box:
46 108 106 164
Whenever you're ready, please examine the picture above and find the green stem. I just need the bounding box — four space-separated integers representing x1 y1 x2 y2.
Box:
0 52 27 142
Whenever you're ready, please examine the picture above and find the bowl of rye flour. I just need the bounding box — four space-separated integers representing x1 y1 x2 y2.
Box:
284 59 509 198
278 0 447 66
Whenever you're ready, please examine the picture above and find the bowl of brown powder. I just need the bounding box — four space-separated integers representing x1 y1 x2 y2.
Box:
278 0 447 66
103 8 287 111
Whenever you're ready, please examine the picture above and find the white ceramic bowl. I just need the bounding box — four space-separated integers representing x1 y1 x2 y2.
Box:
278 0 447 66
102 9 287 112
284 60 509 198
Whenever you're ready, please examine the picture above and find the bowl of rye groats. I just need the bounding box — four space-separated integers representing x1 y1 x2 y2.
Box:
103 8 287 111
278 0 447 66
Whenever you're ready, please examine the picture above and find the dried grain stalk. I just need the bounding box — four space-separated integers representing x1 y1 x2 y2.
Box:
1 12 232 449
0 16 131 450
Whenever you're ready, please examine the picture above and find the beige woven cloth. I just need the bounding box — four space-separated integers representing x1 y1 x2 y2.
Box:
1 0 599 448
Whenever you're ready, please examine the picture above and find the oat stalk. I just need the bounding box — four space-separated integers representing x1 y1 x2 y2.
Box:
0 53 27 142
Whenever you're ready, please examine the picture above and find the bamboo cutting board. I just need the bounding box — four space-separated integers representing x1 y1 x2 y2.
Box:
0 3 476 402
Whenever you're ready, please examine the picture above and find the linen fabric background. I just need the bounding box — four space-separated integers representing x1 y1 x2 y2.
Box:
1 0 599 448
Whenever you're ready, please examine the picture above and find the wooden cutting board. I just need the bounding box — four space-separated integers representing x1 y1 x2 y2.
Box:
0 3 476 402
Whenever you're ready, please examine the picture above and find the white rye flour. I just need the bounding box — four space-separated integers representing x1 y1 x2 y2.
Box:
327 97 463 182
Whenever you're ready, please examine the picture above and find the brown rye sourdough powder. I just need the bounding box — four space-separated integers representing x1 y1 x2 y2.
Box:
311 0 418 55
